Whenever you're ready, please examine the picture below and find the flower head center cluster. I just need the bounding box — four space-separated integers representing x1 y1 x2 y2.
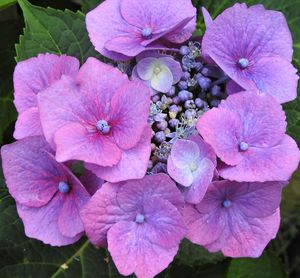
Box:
96 119 110 134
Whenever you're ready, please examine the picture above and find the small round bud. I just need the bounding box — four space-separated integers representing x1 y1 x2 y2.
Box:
156 120 168 131
180 45 190 56
154 131 166 144
178 80 188 90
195 98 204 108
178 90 190 102
210 99 221 107
169 118 179 128
166 86 176 97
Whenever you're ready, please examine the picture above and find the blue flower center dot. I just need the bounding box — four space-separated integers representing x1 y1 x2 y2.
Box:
142 28 152 39
238 58 249 69
239 141 249 151
58 181 70 194
222 199 231 208
135 213 145 224
96 120 110 134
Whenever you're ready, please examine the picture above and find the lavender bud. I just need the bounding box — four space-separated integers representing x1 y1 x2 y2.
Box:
211 85 221 97
173 96 181 105
182 71 191 80
197 76 211 91
156 120 168 131
188 92 193 99
169 104 179 113
166 86 176 97
180 45 190 56
184 100 195 109
194 62 203 72
185 109 197 119
178 90 190 102
178 80 188 90
195 98 204 108
211 99 221 107
169 118 179 128
151 95 160 103
154 131 166 144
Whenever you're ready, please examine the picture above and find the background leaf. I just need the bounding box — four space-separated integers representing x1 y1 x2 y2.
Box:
227 251 286 278
0 0 17 11
81 0 102 13
15 0 102 64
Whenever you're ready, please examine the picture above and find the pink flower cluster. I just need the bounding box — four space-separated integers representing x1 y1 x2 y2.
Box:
1 1 300 278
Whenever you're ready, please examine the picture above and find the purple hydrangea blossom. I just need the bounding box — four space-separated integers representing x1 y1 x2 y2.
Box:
1 136 91 246
38 58 152 182
132 55 182 94
13 54 79 139
80 174 186 278
167 135 216 204
197 90 300 182
86 0 196 61
202 3 299 103
184 180 285 258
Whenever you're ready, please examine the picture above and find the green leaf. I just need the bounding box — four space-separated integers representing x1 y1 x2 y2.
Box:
16 0 101 64
176 239 224 267
0 19 19 144
81 0 102 13
227 251 286 278
0 0 17 10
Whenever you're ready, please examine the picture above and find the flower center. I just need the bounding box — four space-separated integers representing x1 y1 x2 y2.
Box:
141 27 152 39
153 65 162 75
238 58 249 69
189 162 198 172
135 213 145 224
222 199 231 208
58 181 70 193
239 141 249 151
96 120 110 134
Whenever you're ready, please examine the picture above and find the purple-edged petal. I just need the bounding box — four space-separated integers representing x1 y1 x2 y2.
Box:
13 107 43 139
80 183 132 247
13 54 79 113
58 180 90 238
85 127 151 183
79 168 104 195
184 158 215 204
108 197 185 278
136 57 157 80
202 7 213 28
1 137 61 207
150 66 173 93
109 81 151 150
197 108 243 166
54 123 122 166
226 79 244 95
238 56 299 103
159 57 183 84
116 174 185 213
16 195 82 246
219 135 300 182
219 91 287 147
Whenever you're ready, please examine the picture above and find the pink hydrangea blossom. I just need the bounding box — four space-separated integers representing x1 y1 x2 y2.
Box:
80 174 186 278
197 90 300 182
202 3 299 103
38 57 152 182
184 180 285 257
1 136 91 246
86 0 196 61
167 135 216 204
13 54 79 139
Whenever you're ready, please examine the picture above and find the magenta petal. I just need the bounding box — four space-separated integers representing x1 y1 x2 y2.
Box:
85 127 151 183
17 194 82 246
58 181 90 238
197 107 243 166
13 54 79 113
14 107 43 139
80 183 131 247
226 79 244 95
54 123 122 167
219 91 287 147
202 7 213 28
109 81 151 150
107 197 185 278
1 137 61 207
219 135 300 182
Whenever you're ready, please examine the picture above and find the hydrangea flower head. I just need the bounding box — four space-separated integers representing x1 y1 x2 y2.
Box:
133 55 182 94
38 58 151 179
86 0 196 61
197 90 300 182
13 54 79 139
167 135 216 204
1 136 91 246
202 3 299 103
80 174 186 278
184 180 284 257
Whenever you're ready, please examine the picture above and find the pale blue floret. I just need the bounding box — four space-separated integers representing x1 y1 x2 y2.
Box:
58 181 70 193
96 120 110 134
222 199 231 208
238 58 249 69
142 28 152 38
239 141 249 151
135 213 145 224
